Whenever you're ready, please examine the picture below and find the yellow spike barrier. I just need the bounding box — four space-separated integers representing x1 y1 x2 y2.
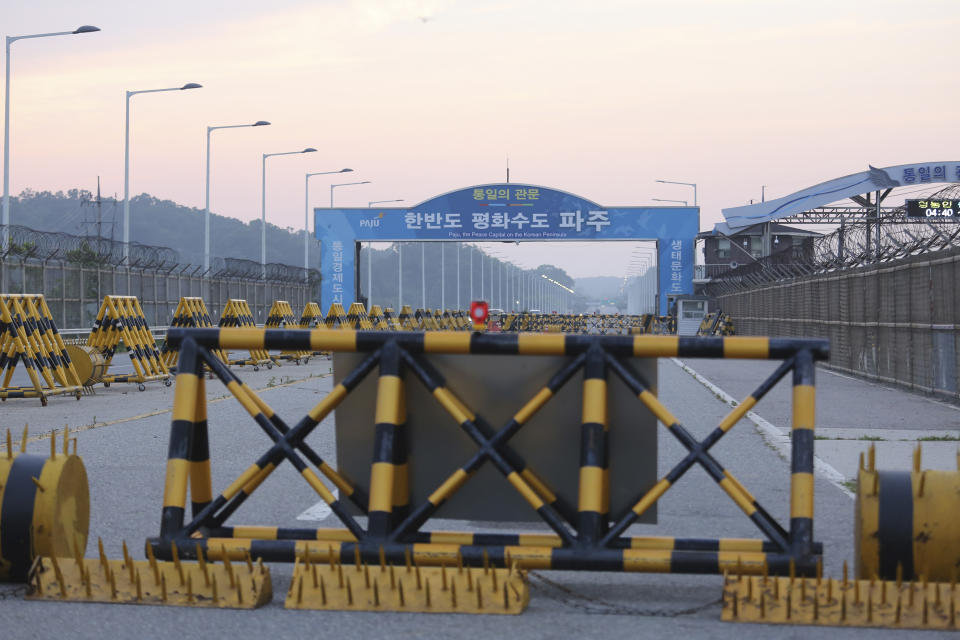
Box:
285 550 528 614
722 571 959 630
27 543 271 608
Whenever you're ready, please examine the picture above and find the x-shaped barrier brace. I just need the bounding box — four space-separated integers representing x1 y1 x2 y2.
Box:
151 329 828 576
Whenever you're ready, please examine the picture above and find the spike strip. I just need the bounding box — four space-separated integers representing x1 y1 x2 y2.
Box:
722 574 960 629
26 551 271 608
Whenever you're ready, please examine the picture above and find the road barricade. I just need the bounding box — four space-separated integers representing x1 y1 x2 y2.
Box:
266 300 310 363
154 328 829 584
219 299 273 370
697 312 734 337
380 307 404 331
161 297 227 370
298 302 325 329
85 295 171 390
396 305 416 330
346 303 374 330
0 294 85 405
324 303 349 329
414 308 440 330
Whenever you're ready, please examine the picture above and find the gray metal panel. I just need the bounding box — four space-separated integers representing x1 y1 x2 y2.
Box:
333 352 658 524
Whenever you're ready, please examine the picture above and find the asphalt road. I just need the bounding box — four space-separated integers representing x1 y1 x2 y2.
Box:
1 352 956 639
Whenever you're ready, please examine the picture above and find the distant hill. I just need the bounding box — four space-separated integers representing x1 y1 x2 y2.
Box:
9 188 308 268
575 276 623 300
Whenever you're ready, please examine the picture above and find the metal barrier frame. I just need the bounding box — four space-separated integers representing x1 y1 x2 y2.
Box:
153 328 828 576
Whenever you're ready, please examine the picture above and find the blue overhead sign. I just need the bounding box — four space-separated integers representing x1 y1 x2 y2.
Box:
316 183 699 313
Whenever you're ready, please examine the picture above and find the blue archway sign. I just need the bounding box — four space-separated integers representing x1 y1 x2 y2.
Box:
315 183 698 314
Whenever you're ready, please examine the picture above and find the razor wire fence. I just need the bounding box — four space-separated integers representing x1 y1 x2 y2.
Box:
710 245 960 399
1 224 320 330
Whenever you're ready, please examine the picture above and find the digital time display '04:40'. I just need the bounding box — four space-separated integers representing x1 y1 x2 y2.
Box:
906 199 958 218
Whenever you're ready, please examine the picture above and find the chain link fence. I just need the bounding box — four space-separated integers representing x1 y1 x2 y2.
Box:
711 246 960 399
1 224 320 329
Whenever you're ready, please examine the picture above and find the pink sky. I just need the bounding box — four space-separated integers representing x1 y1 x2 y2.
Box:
4 0 958 277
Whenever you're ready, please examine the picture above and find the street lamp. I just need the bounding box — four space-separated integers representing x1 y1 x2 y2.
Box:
261 147 316 276
306 168 352 278
366 199 403 308
652 198 688 206
204 120 270 273
655 179 697 206
3 25 100 252
124 82 202 262
330 180 371 207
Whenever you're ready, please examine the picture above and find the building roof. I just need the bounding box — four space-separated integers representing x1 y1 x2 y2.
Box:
698 222 821 240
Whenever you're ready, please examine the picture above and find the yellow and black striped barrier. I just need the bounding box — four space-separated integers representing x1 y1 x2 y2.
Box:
85 295 172 391
697 312 736 337
345 302 375 330
161 297 227 370
0 294 85 405
152 328 828 581
219 299 274 370
324 303 349 329
297 302 325 329
265 300 310 364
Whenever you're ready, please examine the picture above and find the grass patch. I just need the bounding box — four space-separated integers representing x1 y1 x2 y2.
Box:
841 479 858 494
814 435 831 440
917 434 960 442
857 435 885 441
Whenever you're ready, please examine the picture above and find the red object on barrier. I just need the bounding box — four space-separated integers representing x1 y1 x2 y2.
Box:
470 301 489 330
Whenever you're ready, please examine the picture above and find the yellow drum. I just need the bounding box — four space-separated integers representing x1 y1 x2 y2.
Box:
65 344 108 386
0 452 90 581
856 465 960 581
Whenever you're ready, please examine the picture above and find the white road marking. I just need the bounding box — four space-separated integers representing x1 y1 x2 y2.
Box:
671 357 854 499
297 490 338 521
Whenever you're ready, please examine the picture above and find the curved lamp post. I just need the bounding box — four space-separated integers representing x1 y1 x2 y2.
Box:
261 147 316 277
124 82 202 262
655 179 697 206
204 120 270 273
3 25 100 252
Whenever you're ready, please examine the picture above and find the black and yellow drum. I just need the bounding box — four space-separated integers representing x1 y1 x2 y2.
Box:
0 452 89 581
856 466 960 582
64 344 108 387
